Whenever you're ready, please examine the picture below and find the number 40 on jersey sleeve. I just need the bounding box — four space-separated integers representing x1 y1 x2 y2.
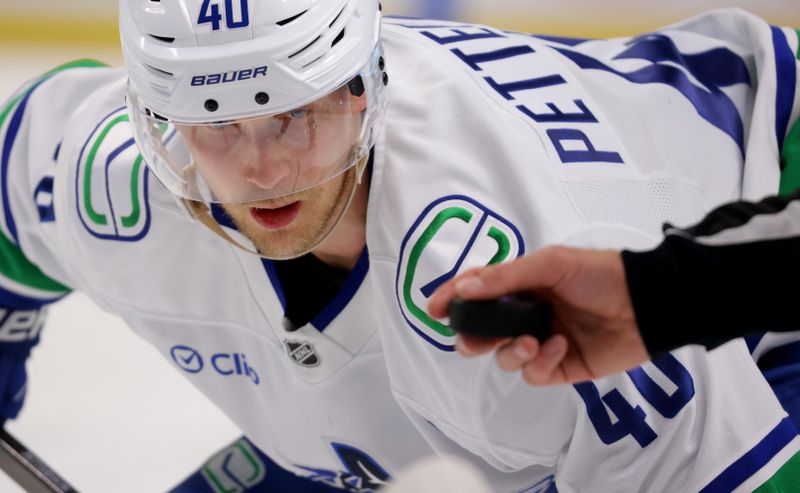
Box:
575 353 695 448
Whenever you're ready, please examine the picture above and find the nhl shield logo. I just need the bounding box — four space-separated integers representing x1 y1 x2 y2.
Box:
285 340 321 368
396 196 524 351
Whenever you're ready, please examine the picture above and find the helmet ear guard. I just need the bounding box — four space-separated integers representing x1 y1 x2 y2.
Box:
348 76 366 97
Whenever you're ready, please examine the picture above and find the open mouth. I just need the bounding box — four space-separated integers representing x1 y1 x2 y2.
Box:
250 202 302 230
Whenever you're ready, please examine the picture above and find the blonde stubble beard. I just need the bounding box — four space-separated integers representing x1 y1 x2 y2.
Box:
220 167 357 260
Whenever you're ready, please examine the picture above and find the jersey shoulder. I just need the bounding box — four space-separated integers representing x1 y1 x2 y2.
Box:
0 61 187 306
0 61 126 305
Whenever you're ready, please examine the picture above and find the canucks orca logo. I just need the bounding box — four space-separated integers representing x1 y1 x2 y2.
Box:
297 442 391 492
76 107 152 241
396 196 524 351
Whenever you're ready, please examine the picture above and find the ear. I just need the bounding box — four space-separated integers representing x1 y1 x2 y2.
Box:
351 93 368 112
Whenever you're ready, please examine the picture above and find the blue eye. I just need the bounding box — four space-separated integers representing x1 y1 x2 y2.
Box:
289 108 309 119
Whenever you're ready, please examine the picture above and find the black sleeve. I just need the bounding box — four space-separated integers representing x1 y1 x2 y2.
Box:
621 189 800 355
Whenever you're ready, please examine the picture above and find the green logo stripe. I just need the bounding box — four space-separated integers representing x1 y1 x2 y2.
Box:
488 226 511 265
796 29 800 60
234 442 262 483
200 440 263 493
84 114 130 226
403 207 473 337
121 155 143 228
753 449 800 492
201 465 237 493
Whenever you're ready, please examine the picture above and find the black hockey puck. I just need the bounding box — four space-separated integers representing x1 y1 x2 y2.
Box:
448 296 553 339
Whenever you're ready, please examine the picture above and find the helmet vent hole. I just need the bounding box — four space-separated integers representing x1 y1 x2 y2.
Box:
288 35 321 59
149 34 175 43
149 83 170 97
301 56 324 69
145 109 167 122
276 10 308 26
204 99 219 112
331 29 346 48
144 64 174 79
255 92 270 105
329 7 345 28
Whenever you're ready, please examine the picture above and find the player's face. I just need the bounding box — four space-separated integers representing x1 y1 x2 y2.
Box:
219 166 357 258
181 86 366 204
176 86 367 257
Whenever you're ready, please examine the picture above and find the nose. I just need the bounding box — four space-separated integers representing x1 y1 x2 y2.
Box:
243 155 293 191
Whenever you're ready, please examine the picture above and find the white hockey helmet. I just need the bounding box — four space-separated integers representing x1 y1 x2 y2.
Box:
120 0 386 205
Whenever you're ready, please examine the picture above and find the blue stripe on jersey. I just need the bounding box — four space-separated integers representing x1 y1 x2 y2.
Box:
312 247 369 331
747 334 766 353
0 283 64 309
700 417 798 493
773 26 797 151
210 203 237 230
1 76 52 245
758 341 800 375
169 437 346 493
260 258 287 312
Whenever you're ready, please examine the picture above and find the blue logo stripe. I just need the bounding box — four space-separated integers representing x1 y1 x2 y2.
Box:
103 138 137 237
699 416 798 493
772 26 797 153
74 106 125 238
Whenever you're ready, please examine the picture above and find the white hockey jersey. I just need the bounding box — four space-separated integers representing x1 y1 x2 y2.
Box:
1 8 799 492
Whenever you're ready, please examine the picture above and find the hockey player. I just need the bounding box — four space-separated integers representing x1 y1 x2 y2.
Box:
1 1 799 491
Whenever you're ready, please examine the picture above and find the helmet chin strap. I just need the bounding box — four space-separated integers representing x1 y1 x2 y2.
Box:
182 154 370 261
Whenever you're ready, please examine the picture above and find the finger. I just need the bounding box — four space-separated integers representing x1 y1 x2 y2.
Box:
427 279 457 319
456 334 511 357
453 247 572 301
520 335 569 386
427 268 487 318
495 336 540 372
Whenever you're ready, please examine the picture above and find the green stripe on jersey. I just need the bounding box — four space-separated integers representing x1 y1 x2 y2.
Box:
753 449 800 492
0 233 70 294
779 119 800 196
796 29 800 61
0 59 106 296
